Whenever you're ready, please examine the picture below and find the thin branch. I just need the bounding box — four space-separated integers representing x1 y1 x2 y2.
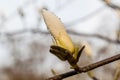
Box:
67 30 120 44
65 6 106 27
102 0 120 42
1 29 120 44
104 0 120 42
3 29 49 36
102 0 120 10
46 54 120 80
54 0 76 12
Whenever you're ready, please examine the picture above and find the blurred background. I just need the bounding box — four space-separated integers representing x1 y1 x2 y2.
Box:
0 0 120 80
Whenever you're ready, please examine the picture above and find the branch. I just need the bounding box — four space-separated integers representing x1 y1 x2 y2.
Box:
65 6 105 27
102 0 120 10
46 54 120 80
2 29 120 44
67 30 120 44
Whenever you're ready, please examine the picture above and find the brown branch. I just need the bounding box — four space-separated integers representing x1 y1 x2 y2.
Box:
67 30 120 44
102 0 120 42
102 0 120 10
2 29 120 44
46 54 120 80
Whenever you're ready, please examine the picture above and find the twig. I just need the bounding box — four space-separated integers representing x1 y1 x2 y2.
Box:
46 54 120 80
65 6 106 27
102 0 120 42
1 29 120 44
67 30 120 44
102 0 120 10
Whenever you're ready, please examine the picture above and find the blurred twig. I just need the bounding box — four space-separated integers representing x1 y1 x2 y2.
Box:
0 0 36 24
116 20 120 42
46 54 120 80
65 0 120 27
102 0 120 10
54 0 76 11
65 6 106 27
67 30 120 44
102 0 120 42
1 29 120 44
